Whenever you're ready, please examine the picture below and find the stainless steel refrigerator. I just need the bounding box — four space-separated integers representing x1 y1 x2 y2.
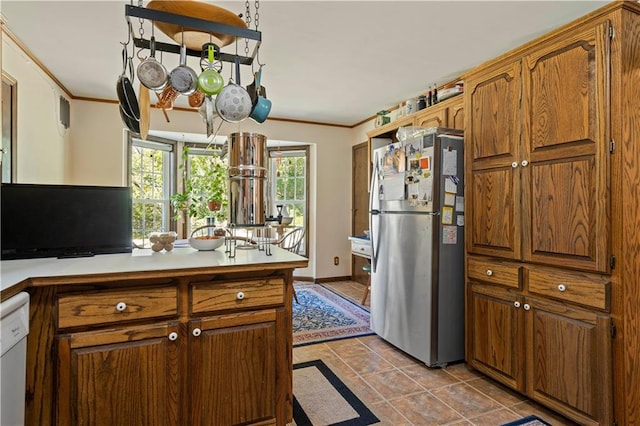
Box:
369 127 465 367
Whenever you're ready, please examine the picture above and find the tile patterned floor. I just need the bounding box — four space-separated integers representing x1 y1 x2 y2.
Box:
294 281 578 426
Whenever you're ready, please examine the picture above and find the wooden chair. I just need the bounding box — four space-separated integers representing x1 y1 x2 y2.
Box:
361 263 371 305
276 227 305 303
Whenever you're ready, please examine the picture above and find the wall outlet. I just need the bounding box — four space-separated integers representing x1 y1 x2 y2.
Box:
334 256 339 265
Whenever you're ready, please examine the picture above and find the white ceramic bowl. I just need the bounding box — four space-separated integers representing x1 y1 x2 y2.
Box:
280 217 293 226
189 236 225 251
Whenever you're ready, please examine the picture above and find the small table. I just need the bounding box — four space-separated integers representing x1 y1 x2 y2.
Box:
348 236 372 260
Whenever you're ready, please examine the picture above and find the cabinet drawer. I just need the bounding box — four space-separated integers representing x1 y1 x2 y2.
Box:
468 257 520 289
527 267 610 311
58 286 178 329
191 278 284 314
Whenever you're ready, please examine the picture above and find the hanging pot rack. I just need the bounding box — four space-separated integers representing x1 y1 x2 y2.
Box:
125 4 261 66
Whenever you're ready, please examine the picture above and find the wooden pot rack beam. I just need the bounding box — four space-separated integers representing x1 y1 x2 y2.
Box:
125 4 261 66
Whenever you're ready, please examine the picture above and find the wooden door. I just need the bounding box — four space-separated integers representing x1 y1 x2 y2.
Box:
56 322 180 426
415 107 446 128
521 22 611 273
447 98 464 130
466 284 525 391
352 141 369 284
465 61 523 259
525 296 612 425
189 310 278 426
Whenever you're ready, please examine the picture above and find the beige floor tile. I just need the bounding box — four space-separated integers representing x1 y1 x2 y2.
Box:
443 362 483 381
430 382 502 419
315 354 358 379
292 343 333 363
378 347 423 368
338 373 385 405
370 401 413 426
358 334 396 353
326 338 372 358
401 364 462 390
341 351 395 375
390 391 464 425
466 377 527 407
467 408 522 425
361 369 425 400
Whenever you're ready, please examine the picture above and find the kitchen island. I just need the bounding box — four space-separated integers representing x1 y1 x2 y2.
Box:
1 246 308 426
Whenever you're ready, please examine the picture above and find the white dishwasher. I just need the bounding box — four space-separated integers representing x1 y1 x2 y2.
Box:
1 292 30 426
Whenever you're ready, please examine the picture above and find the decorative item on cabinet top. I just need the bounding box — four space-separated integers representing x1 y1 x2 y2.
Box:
118 0 271 137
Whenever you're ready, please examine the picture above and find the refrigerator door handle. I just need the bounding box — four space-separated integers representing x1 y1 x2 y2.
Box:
369 151 380 272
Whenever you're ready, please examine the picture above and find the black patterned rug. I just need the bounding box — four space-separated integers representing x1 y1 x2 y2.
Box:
293 359 379 425
293 284 373 347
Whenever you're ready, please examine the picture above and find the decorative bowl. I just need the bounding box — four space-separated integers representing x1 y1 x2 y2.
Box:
189 236 225 251
280 217 293 226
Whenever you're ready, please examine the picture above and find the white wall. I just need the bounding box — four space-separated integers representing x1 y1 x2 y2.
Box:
3 28 359 281
70 102 356 280
2 35 71 184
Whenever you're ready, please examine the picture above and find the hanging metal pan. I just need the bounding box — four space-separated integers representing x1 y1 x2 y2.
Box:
137 36 168 91
119 103 140 134
169 43 198 95
116 47 140 120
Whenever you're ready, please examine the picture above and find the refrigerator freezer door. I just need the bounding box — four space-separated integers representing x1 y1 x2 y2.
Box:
370 212 435 365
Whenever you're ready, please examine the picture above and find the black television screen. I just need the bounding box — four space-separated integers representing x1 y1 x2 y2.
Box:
1 183 132 260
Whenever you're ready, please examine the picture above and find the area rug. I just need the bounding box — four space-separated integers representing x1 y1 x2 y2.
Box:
502 416 551 426
293 283 374 347
293 359 379 426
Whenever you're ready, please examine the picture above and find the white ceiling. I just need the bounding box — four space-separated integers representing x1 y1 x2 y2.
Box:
1 0 609 127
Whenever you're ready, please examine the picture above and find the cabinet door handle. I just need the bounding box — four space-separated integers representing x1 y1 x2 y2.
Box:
486 269 493 276
558 284 567 292
512 162 518 168
192 328 202 337
168 332 178 341
521 160 529 167
514 301 521 308
116 302 127 312
523 303 531 311
236 292 245 300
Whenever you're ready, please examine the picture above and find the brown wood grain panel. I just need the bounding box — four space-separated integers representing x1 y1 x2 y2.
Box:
467 256 521 289
447 99 465 131
415 107 446 128
191 278 284 313
468 287 524 391
467 61 521 162
528 266 609 311
525 297 611 425
620 8 640 425
191 319 277 425
469 167 520 259
57 286 178 329
529 158 597 261
58 323 180 426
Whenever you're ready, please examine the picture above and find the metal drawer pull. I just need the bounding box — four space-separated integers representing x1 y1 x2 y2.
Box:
486 269 493 276
168 332 178 341
558 284 567 292
514 301 521 308
116 302 127 312
236 292 245 300
512 162 518 168
523 303 531 311
192 328 202 337
521 160 529 167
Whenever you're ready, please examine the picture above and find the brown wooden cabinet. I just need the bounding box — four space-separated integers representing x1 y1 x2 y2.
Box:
463 4 640 423
56 322 181 426
40 273 291 426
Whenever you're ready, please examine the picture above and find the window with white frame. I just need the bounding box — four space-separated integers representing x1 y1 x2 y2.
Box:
268 146 309 256
129 136 176 247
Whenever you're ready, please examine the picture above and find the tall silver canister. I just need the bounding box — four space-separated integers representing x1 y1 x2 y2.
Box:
228 132 268 226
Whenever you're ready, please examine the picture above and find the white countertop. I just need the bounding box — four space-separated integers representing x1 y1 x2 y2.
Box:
0 246 307 293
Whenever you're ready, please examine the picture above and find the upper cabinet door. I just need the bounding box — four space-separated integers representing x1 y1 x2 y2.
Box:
466 61 522 259
521 21 611 272
467 61 522 168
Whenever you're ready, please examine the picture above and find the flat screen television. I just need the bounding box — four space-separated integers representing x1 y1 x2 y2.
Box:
1 183 132 260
